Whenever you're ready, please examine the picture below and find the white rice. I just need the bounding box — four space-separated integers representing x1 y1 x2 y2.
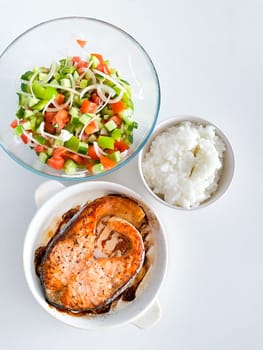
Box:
142 121 226 209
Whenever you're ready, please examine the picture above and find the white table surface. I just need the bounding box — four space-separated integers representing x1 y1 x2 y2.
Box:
0 1 262 349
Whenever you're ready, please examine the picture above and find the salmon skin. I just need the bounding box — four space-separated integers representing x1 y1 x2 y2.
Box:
40 195 145 313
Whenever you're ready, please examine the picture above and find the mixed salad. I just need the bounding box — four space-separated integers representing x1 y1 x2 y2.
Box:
10 53 137 175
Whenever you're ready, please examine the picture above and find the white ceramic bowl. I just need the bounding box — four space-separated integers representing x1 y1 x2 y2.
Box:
138 116 235 210
23 180 167 329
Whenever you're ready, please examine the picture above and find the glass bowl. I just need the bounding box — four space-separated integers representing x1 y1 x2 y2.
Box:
0 17 160 180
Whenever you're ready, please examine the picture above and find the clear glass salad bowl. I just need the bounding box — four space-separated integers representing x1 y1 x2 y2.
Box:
0 17 160 180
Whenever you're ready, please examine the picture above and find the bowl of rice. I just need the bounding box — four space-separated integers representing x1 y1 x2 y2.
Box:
138 116 234 210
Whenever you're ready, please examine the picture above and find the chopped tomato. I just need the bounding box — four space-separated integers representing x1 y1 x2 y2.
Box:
77 60 88 73
110 100 125 114
53 147 66 159
54 93 65 105
44 122 56 134
10 119 18 128
91 53 104 65
34 145 46 153
44 112 56 123
76 39 87 48
91 53 110 74
99 156 116 170
72 56 81 64
110 115 122 127
86 161 95 173
90 92 101 105
64 152 86 165
20 134 28 144
47 157 64 170
87 144 99 160
85 120 99 135
103 64 111 75
114 140 129 152
80 100 97 114
54 109 69 129
96 63 110 74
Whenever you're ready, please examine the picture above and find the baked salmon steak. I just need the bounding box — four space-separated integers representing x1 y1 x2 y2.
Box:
40 195 145 312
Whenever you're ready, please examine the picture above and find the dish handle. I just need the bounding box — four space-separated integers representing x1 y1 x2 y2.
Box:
35 180 65 208
132 299 161 329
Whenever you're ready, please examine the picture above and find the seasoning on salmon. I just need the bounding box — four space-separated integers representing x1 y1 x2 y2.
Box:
40 195 145 312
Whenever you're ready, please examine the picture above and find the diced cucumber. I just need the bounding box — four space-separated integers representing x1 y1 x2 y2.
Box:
89 55 100 68
22 121 31 130
122 92 131 104
69 106 80 117
54 139 63 146
108 151 121 162
34 135 46 145
44 86 57 100
50 79 59 85
30 116 37 131
32 100 49 111
73 95 82 107
97 135 115 150
24 110 34 118
73 70 80 80
38 152 49 163
64 135 79 151
100 127 108 135
92 163 104 174
98 120 104 130
39 73 48 81
32 82 46 99
32 82 57 100
126 121 138 132
64 159 78 175
28 96 40 107
118 108 133 121
111 128 122 141
126 98 134 111
59 58 67 66
47 147 54 156
54 72 60 80
16 107 25 119
61 66 76 75
88 134 97 143
17 93 27 107
21 83 30 93
15 125 24 136
20 71 34 81
71 115 80 126
126 134 133 144
105 120 117 132
60 78 71 87
80 79 88 89
101 106 113 117
79 114 92 125
75 124 83 134
78 141 89 154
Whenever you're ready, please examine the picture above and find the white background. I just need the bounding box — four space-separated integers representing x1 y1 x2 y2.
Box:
0 0 262 349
